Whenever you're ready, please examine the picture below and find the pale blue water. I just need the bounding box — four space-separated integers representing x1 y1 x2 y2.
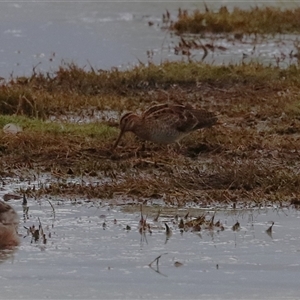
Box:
0 0 299 78
0 194 300 300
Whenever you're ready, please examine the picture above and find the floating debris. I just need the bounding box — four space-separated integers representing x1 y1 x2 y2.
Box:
266 221 274 238
192 223 201 232
232 221 240 231
165 223 172 244
184 211 189 220
22 194 27 206
174 261 183 267
153 209 161 222
165 223 172 235
178 218 185 229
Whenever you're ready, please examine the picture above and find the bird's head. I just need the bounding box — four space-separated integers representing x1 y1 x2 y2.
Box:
113 112 140 149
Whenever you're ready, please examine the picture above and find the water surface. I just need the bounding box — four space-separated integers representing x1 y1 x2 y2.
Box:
0 193 299 299
0 0 299 78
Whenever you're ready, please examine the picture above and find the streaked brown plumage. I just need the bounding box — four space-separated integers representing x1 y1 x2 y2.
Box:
0 200 20 249
113 103 217 148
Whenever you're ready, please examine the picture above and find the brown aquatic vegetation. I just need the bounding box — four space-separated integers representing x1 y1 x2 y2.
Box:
1 61 300 118
160 7 300 63
171 6 300 35
0 61 300 206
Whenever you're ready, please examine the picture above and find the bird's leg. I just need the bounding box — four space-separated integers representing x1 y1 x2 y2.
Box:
173 141 183 154
134 141 147 158
165 143 180 156
140 141 146 152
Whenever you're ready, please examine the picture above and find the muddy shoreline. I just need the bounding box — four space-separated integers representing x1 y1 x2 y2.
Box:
0 62 299 206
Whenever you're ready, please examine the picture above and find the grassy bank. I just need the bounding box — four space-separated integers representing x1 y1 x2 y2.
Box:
170 6 300 34
0 61 300 206
1 62 300 118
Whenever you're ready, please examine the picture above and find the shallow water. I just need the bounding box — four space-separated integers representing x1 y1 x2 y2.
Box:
0 0 299 78
0 194 299 299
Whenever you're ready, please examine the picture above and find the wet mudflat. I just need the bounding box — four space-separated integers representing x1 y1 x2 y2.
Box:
0 193 299 299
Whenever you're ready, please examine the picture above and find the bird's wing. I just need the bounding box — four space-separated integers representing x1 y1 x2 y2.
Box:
143 104 187 129
185 109 218 130
143 104 217 132
143 104 170 118
0 201 12 214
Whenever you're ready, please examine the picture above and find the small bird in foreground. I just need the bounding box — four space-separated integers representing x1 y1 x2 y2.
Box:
0 200 20 249
113 103 218 149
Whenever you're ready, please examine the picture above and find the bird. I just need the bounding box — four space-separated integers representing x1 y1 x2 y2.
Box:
113 103 218 149
0 200 20 249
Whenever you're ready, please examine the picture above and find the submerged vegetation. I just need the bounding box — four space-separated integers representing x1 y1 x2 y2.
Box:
0 61 300 206
170 6 300 34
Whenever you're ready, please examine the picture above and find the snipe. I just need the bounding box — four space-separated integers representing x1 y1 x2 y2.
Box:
0 200 20 249
113 103 217 148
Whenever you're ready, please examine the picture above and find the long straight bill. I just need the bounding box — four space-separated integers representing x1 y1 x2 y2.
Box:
113 129 125 149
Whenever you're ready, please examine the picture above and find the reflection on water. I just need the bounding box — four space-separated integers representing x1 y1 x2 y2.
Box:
0 248 18 265
0 196 299 299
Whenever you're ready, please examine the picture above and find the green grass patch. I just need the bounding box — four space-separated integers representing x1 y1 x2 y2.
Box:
284 99 300 117
0 114 116 138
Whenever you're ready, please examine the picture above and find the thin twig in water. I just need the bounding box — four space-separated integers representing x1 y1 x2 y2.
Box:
148 253 168 277
46 199 56 219
38 217 44 236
